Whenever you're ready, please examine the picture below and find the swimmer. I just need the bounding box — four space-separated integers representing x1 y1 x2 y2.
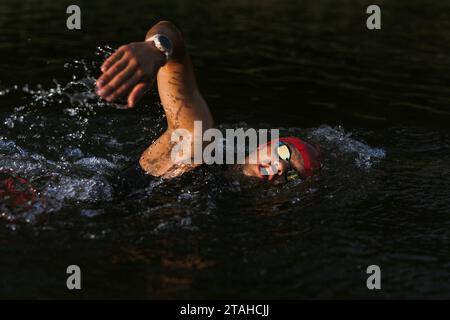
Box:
96 21 321 192
0 170 42 218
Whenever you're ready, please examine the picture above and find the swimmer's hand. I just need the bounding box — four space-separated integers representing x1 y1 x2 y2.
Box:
96 42 166 107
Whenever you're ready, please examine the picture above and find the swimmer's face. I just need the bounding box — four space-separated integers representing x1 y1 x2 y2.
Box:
242 142 304 183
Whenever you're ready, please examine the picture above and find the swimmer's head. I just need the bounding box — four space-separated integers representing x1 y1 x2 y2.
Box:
0 171 38 214
242 137 322 183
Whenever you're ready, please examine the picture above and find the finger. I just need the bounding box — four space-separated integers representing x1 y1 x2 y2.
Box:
97 58 129 89
101 48 125 73
127 82 149 107
98 64 138 98
105 73 141 102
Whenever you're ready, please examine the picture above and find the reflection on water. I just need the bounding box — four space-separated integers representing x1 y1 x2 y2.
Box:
0 0 450 299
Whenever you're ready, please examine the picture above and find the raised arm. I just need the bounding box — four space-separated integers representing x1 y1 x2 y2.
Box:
96 21 214 178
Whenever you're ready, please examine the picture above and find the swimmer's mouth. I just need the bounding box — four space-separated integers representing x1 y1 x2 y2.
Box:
259 165 276 181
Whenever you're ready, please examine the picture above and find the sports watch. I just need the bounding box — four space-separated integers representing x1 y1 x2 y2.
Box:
146 34 173 61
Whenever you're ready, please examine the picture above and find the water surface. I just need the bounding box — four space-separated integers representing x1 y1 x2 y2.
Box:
1 0 450 299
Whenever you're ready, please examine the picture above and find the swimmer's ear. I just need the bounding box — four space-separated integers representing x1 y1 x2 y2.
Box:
128 81 150 107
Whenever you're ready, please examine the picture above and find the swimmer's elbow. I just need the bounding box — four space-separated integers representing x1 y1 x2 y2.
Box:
153 20 180 32
197 94 215 131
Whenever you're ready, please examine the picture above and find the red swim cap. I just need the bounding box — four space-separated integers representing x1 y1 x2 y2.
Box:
0 172 37 213
279 137 321 177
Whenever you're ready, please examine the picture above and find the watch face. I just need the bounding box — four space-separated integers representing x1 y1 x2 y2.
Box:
158 35 173 52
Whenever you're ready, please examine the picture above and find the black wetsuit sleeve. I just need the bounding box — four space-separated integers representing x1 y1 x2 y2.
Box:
113 161 156 198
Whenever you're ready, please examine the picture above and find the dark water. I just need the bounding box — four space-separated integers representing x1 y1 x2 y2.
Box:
1 0 450 299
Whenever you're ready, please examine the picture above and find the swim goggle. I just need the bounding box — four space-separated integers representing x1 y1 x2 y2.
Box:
277 141 300 181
